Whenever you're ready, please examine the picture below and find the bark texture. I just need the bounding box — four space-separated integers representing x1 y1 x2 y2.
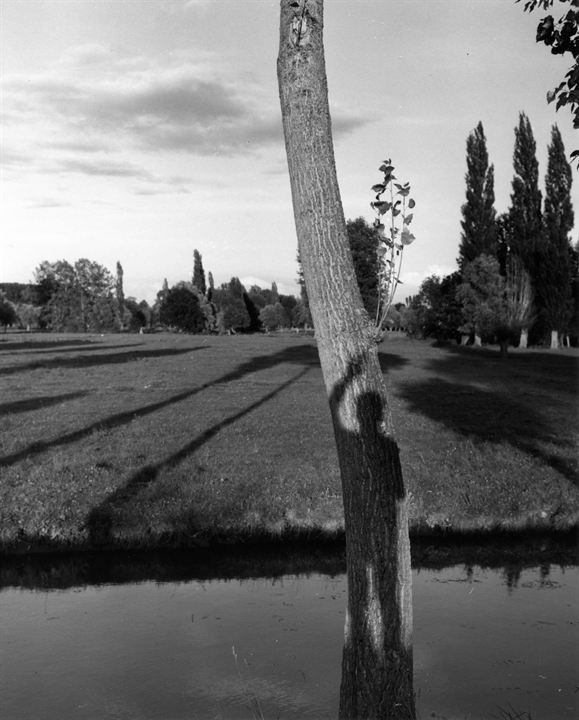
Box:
277 2 414 717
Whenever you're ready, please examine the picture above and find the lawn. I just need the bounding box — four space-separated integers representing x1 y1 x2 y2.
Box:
0 331 577 553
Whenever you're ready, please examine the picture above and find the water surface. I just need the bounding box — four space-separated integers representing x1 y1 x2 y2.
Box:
2 562 577 719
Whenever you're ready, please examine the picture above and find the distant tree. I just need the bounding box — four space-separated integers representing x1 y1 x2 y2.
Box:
247 285 269 309
33 259 116 332
406 273 463 342
457 254 534 356
517 0 578 154
116 262 125 329
508 112 543 346
538 124 575 347
192 250 207 295
15 303 41 331
159 284 205 333
271 281 280 305
458 122 497 269
124 297 148 331
213 277 251 332
74 259 116 332
279 293 297 322
242 291 262 332
0 298 17 331
259 302 290 331
347 217 380 318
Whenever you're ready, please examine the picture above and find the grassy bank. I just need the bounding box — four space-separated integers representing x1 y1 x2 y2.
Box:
0 331 577 554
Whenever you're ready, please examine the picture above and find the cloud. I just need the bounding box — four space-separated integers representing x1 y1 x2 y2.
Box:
54 157 154 179
28 198 71 209
4 45 368 156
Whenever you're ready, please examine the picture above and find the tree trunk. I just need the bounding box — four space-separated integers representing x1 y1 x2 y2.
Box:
460 334 470 346
474 333 482 347
550 329 559 349
277 2 414 718
519 328 528 348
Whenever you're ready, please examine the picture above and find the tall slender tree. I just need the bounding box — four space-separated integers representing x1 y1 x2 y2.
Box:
539 124 575 347
116 261 125 329
508 112 543 346
458 122 497 269
192 249 207 295
278 2 414 717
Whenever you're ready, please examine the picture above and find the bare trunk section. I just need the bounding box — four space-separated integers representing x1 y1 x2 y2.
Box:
550 329 559 349
277 2 414 717
519 328 529 348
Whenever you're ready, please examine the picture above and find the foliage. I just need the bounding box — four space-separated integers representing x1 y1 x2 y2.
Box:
459 122 497 269
0 298 17 329
370 158 417 336
517 0 579 147
14 303 41 330
34 259 118 332
124 297 150 331
259 302 291 331
212 278 251 333
406 273 463 342
116 262 125 328
509 112 543 288
346 217 381 318
159 284 205 333
457 254 534 354
192 249 207 295
538 124 575 337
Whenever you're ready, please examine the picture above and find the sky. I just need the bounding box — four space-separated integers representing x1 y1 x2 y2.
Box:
1 0 578 304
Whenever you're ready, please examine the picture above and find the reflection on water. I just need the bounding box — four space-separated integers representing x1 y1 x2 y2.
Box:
1 564 577 719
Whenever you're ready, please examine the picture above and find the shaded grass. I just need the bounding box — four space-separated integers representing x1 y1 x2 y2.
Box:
0 331 577 553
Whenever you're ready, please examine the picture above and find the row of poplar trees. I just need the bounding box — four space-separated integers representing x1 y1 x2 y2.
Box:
458 112 575 348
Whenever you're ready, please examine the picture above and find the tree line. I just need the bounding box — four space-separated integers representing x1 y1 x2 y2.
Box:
0 118 575 348
406 114 577 352
0 251 311 335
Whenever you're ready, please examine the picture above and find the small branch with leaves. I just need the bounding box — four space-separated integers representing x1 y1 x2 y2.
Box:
370 159 416 339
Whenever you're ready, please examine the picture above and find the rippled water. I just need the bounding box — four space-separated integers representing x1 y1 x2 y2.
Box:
2 563 577 719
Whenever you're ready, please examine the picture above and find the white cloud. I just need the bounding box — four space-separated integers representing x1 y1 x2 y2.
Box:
2 45 369 173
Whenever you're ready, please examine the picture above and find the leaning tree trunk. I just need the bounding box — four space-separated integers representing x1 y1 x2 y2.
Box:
277 2 414 717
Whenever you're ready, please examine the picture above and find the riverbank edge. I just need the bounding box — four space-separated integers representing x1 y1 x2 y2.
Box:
1 528 577 592
1 522 577 561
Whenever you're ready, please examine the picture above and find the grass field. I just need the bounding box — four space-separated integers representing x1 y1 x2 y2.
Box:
0 331 577 553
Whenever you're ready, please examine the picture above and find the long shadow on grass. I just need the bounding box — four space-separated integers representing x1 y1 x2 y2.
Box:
0 346 198 376
0 391 90 417
0 343 406 470
398 378 578 486
0 339 98 352
87 366 313 544
0 342 145 357
426 345 579 397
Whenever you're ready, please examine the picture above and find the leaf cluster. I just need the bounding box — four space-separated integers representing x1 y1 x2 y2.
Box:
370 159 417 338
518 0 579 149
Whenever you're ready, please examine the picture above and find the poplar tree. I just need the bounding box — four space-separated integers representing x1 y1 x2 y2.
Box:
458 122 497 269
539 124 575 347
116 261 125 329
278 2 414 717
508 112 543 346
192 249 207 295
